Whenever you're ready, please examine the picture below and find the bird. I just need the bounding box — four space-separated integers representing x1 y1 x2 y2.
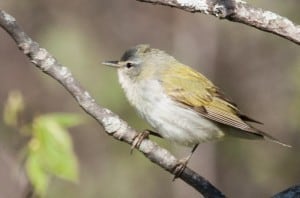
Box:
102 44 290 176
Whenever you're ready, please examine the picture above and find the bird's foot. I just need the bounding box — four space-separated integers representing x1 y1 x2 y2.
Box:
172 144 198 180
172 156 190 181
130 130 150 154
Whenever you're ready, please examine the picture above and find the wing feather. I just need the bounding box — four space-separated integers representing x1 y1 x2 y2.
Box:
161 64 261 133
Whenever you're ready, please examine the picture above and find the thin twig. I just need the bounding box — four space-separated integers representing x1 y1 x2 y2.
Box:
0 10 225 198
137 0 300 45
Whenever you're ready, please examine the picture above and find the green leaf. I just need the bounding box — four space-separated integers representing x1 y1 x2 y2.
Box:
26 113 82 196
3 90 24 127
26 147 48 196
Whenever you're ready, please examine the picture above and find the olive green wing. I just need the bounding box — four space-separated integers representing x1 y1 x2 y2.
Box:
161 64 261 133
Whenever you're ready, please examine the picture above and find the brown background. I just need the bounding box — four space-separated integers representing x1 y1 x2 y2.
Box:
1 0 300 197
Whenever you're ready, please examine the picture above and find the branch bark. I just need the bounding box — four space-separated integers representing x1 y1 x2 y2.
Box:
272 185 300 198
137 0 300 45
0 10 226 198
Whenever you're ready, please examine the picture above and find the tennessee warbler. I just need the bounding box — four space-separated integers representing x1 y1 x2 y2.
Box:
102 44 290 172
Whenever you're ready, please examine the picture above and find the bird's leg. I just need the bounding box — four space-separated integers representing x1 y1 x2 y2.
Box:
173 144 199 181
131 129 162 154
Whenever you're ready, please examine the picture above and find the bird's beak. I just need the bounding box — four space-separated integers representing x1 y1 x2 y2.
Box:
102 60 122 68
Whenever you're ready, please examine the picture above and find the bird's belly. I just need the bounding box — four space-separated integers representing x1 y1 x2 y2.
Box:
132 83 225 146
143 102 224 146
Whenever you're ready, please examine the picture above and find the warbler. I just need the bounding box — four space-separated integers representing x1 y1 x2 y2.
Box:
102 44 289 172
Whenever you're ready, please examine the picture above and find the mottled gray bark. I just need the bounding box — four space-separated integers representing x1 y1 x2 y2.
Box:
137 0 300 45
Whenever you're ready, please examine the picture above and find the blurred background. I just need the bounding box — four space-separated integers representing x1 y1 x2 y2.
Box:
1 0 300 197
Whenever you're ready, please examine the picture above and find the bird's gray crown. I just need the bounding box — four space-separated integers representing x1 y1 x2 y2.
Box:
120 44 150 61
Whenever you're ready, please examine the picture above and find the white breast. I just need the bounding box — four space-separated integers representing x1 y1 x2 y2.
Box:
118 70 224 146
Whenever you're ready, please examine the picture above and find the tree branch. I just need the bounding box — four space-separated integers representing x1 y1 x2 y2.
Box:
0 10 225 198
272 185 300 198
137 0 300 45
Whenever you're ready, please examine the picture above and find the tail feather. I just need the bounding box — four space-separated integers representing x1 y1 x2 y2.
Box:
260 131 291 148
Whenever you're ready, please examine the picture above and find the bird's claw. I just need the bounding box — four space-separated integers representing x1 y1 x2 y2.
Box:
172 156 190 181
130 130 150 154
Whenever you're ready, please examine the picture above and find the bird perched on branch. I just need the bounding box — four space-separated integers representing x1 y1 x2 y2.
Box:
103 44 290 177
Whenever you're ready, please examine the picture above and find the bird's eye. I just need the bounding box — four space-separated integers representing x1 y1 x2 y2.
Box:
126 62 133 68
